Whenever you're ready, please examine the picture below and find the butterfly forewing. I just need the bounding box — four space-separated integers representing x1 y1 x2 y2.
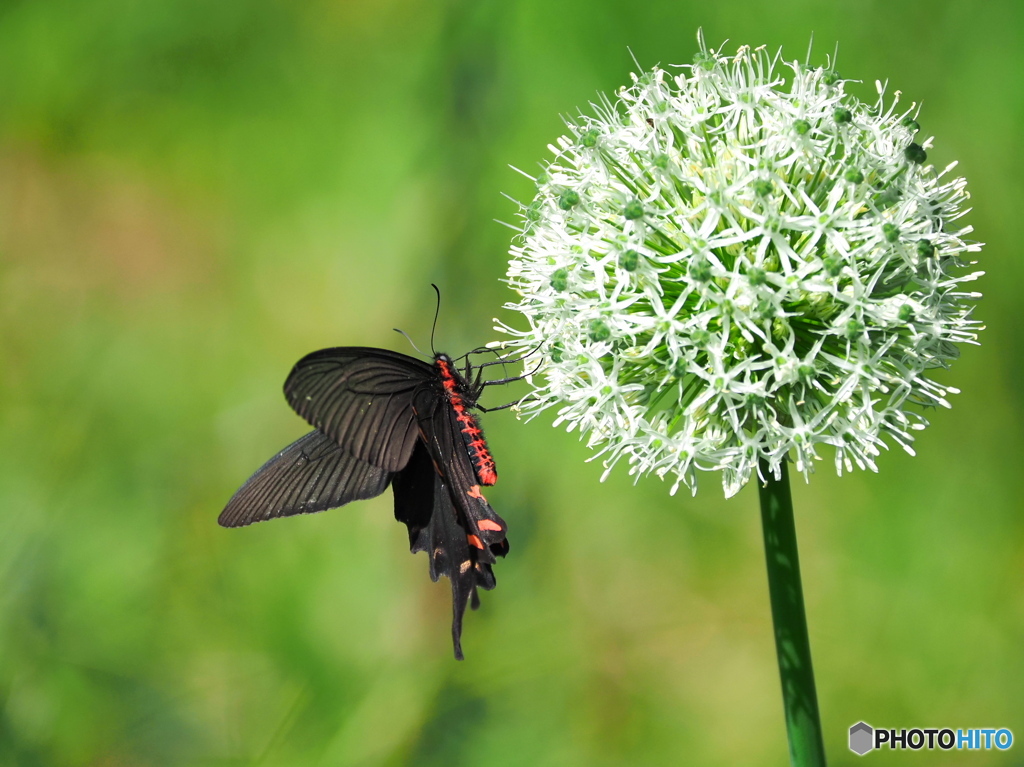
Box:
284 348 435 472
219 430 392 528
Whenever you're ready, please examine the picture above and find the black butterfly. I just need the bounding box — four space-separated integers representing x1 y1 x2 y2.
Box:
219 347 514 659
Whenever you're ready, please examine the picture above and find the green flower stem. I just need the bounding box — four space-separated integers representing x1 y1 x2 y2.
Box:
758 459 827 767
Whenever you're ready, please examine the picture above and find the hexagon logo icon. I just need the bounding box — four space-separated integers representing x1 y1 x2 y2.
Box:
849 722 874 755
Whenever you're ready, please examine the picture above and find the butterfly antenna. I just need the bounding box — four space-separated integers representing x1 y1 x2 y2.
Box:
430 283 442 356
393 327 427 357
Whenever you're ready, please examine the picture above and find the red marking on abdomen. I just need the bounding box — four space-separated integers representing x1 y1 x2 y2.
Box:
436 356 499 486
459 411 497 486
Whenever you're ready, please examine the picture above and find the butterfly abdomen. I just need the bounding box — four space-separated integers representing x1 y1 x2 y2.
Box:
435 355 498 486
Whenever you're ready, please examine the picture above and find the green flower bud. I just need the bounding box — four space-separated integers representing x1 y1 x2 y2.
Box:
580 128 600 147
690 328 711 346
823 256 843 277
688 258 712 282
692 51 715 71
559 190 580 210
904 142 927 164
623 199 645 220
589 319 611 342
756 299 776 320
844 167 864 184
550 268 568 291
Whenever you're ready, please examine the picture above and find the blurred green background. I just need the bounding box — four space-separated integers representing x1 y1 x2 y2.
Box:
1 0 1021 764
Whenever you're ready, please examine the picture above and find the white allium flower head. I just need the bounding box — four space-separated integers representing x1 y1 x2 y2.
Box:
499 35 983 497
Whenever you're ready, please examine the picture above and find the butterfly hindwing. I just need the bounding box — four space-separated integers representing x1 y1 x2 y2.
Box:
218 430 392 528
413 387 509 559
392 440 498 660
284 347 435 472
391 440 436 559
